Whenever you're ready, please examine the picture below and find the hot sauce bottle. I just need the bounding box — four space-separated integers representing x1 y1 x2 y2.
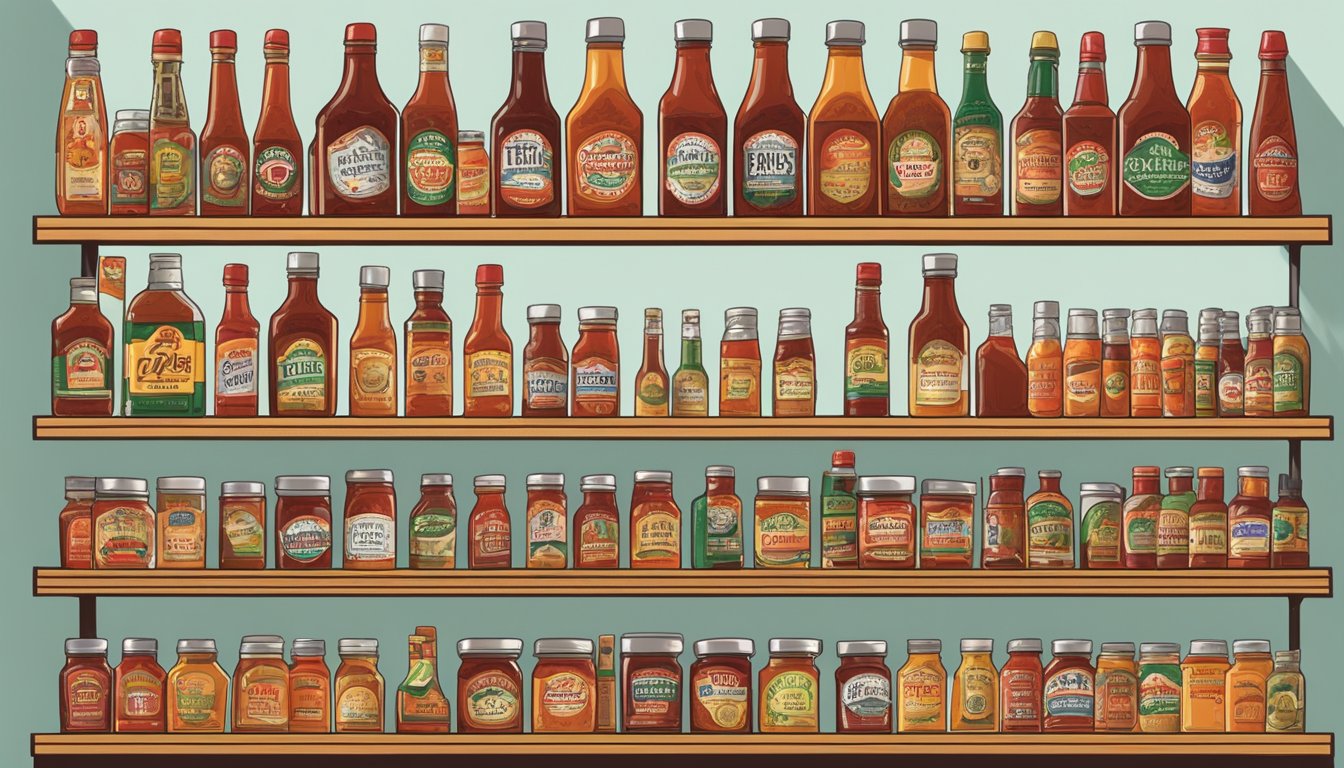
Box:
733 18 804 216
773 308 816 417
469 475 512 569
109 110 150 215
567 17 643 217
252 30 303 216
492 21 562 217
1130 308 1162 417
1158 466 1194 569
952 32 1003 215
820 451 858 568
808 20 881 215
635 309 670 416
575 474 620 568
59 476 95 568
908 253 969 416
1027 301 1062 418
463 264 513 417
289 638 331 733
1160 310 1195 418
1249 31 1300 215
148 29 195 216
215 264 259 416
692 466 743 569
404 270 453 417
844 262 888 416
56 30 108 215
1010 32 1063 216
631 471 681 568
60 638 112 732
1188 28 1242 215
1026 469 1073 568
1272 474 1309 568
1243 307 1274 416
881 19 950 216
525 474 567 569
672 310 709 417
1273 307 1311 416
1188 467 1228 568
349 267 397 417
269 252 337 417
1123 466 1161 568
835 640 890 732
1062 32 1116 215
402 24 458 215
573 307 619 416
1062 309 1101 417
409 475 455 569
1228 466 1272 568
1217 311 1245 416
720 308 761 417
199 30 249 215
976 304 1029 417
1000 638 1043 731
1194 308 1222 418
983 467 1026 568
523 304 568 417
659 19 727 216
1100 309 1131 418
1118 21 1192 216
124 254 206 416
315 23 398 215
51 277 114 416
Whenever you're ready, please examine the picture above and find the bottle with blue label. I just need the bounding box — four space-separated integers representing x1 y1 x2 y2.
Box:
1228 465 1272 568
1186 28 1241 216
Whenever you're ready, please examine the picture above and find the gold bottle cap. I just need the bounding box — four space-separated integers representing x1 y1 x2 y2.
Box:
1030 30 1059 52
961 30 989 53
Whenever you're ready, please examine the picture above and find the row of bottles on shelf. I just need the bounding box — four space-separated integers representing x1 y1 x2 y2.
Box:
51 254 1312 418
56 18 1302 218
58 454 1310 571
60 631 1306 734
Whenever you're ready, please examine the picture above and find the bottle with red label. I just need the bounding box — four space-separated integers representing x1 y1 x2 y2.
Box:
566 17 643 216
659 19 727 216
491 21 562 217
807 20 881 215
402 24 458 215
1010 32 1063 216
51 277 114 416
55 30 108 215
1118 21 1192 216
1248 31 1300 215
1187 28 1242 215
1062 32 1116 215
148 29 195 215
315 23 398 215
199 30 249 214
733 18 804 216
251 30 303 216
880 19 950 216
215 264 259 416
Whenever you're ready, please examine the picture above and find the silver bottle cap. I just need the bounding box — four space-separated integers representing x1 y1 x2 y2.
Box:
836 640 886 657
419 24 448 45
769 638 822 656
706 465 735 478
907 639 941 654
856 475 915 494
457 638 524 657
922 252 958 276
274 475 330 494
65 638 108 655
413 269 444 290
473 474 507 487
512 21 547 49
70 277 99 303
621 632 684 655
157 476 206 492
1100 642 1136 656
287 251 319 274
526 473 565 487
900 19 937 48
1007 638 1043 653
580 474 616 491
586 17 624 43
1080 481 1124 496
1135 20 1172 45
240 635 285 655
534 638 594 657
1233 640 1272 655
579 305 618 323
420 473 453 487
1188 639 1228 657
528 304 561 322
675 19 712 42
752 18 790 42
694 638 755 657
292 638 326 656
458 130 484 143
95 477 148 496
1053 639 1094 655
723 307 758 339
339 638 379 657
922 479 977 495
777 307 812 338
123 637 158 655
346 469 393 484
177 639 217 654
634 470 673 484
1238 465 1270 478
1164 466 1194 478
1274 307 1302 333
961 638 993 653
1067 308 1099 337
757 476 809 495
1132 307 1159 336
993 467 1026 477
65 476 96 492
826 20 865 46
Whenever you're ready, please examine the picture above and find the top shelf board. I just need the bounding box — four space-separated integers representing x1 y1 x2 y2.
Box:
32 215 1334 247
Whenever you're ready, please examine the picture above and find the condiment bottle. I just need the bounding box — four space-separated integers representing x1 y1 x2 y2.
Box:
1027 300 1062 417
908 253 969 416
1228 465 1272 568
574 474 619 569
289 638 331 733
952 31 1003 216
1129 308 1162 417
856 475 916 569
124 253 206 416
951 638 997 731
491 21 562 217
1157 466 1194 569
91 477 155 568
344 469 396 570
522 304 568 417
109 109 150 214
566 17 643 216
1248 31 1300 215
157 476 206 569
51 276 114 416
1272 307 1310 415
1062 308 1101 417
1194 307 1222 418
60 638 112 732
573 307 620 416
1226 639 1273 733
808 20 881 215
397 629 450 733
274 475 333 568
1062 31 1116 215
334 639 383 733
659 19 727 216
219 481 266 569
56 30 108 214
635 309 670 416
456 638 524 733
1265 649 1305 732
897 639 946 731
820 450 858 568
167 639 228 731
835 640 891 733
1043 639 1094 731
468 474 511 569
920 480 976 568
404 270 453 417
215 264 259 416
691 638 754 733
1078 482 1123 568
148 29 195 215
525 473 567 569
1093 642 1138 732
531 638 597 732
881 19 950 216
233 635 289 732
720 307 761 416
1160 309 1195 417
1243 306 1275 416
199 30 249 214
58 475 95 568
456 130 490 214
1187 28 1242 215
773 308 816 416
251 29 303 215
983 467 1026 568
620 633 684 732
975 304 1029 417
463 264 513 417
409 474 455 569
114 637 166 732
1137 642 1182 732
1188 467 1228 568
759 638 821 732
596 634 616 732
315 23 398 215
844 262 889 416
1010 31 1063 216
1118 21 1192 215
672 310 709 416
1122 466 1160 568
1272 474 1309 567
349 266 397 417
630 470 680 568
1217 311 1245 416
733 18 804 216
1181 640 1230 732
692 466 743 569
401 24 458 215
1100 308 1131 417
269 252 338 417
1026 469 1073 567
755 476 810 568
1000 638 1043 731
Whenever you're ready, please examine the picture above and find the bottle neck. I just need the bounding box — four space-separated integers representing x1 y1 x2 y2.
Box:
1039 476 1061 494
670 42 715 95
643 326 663 362
286 273 319 301
706 475 735 495
1072 61 1108 105
1131 44 1175 99
1260 59 1287 77
528 321 558 345
1026 56 1059 98
583 43 627 94
509 48 550 102
1168 477 1193 494
341 44 381 93
413 289 443 311
899 47 937 93
961 51 990 94
988 314 1013 338
224 284 251 316
414 42 450 95
821 46 870 99
1239 476 1269 498
473 286 503 327
747 41 791 97
1132 476 1159 495
208 52 242 124
261 53 293 119
1197 476 1224 501
854 284 882 321
922 275 957 312
680 336 702 367
359 288 389 319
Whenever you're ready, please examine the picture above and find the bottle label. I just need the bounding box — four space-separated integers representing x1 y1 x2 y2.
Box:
53 337 112 399
636 372 669 415
275 338 328 412
1194 356 1217 412
464 672 520 727
126 323 204 397
842 672 891 719
1103 359 1129 412
887 130 943 199
1272 503 1309 554
773 356 815 415
1066 358 1101 412
1139 667 1182 726
472 509 511 558
1123 495 1159 555
1244 355 1274 412
150 133 194 210
1028 352 1061 413
1122 132 1191 200
1252 135 1297 202
694 666 750 729
346 513 394 561
1014 128 1062 205
672 369 709 415
720 357 760 403
632 506 679 563
254 145 298 200
578 512 619 566
202 144 247 207
280 514 331 562
160 499 204 562
664 132 721 205
1001 668 1040 725
630 668 680 717
953 124 1002 197
1228 674 1266 728
705 494 742 557
111 148 147 205
239 664 288 725
1191 120 1237 199
1219 371 1244 414
525 356 569 411
94 506 152 566
1080 500 1121 564
337 685 381 726
466 351 512 399
66 669 109 726
1027 499 1073 566
1272 350 1304 412
223 503 264 557
914 339 964 407
528 500 568 567
1131 355 1161 407
957 663 996 726
458 149 490 211
499 130 554 208
351 347 395 411
899 664 944 726
1157 503 1190 557
1189 509 1228 555
755 500 809 567
61 88 105 200
922 504 973 557
215 337 257 397
1095 668 1137 728
822 492 858 564
819 129 872 204
845 340 889 401
405 129 456 206
410 511 456 563
406 322 453 400
1065 140 1109 196
1230 518 1271 557
576 130 639 202
290 671 329 723
173 671 219 725
539 672 590 718
860 499 914 563
574 356 619 411
67 516 92 565
741 130 799 209
327 126 392 200
764 669 818 729
1044 668 1094 718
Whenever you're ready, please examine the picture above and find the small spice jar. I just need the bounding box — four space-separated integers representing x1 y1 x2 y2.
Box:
919 479 977 568
621 632 684 732
1000 638 1044 732
526 473 568 568
409 474 456 569
457 129 490 214
456 638 524 733
468 474 512 569
575 474 620 568
572 306 620 416
835 640 891 733
983 467 1026 568
219 481 266 569
897 639 946 732
759 638 821 733
754 476 810 568
59 475 95 568
856 475 916 569
772 307 816 417
690 638 754 733
522 304 569 417
114 637 166 732
109 108 150 215
630 471 681 568
1181 639 1231 732
951 638 997 731
344 469 396 569
1226 639 1273 732
232 635 289 732
60 638 112 732
1265 649 1305 732
167 639 227 732
1094 641 1138 731
1043 639 1095 732
288 638 331 733
157 476 206 569
1137 642 1182 732
335 639 384 732
91 477 155 568
274 475 332 569
532 638 597 732
1079 481 1124 568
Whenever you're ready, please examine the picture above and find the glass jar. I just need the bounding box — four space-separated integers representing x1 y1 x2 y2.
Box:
109 109 150 215
692 466 743 569
754 476 810 568
920 479 976 568
522 304 569 417
233 635 289 732
91 477 155 568
1228 465 1272 568
409 474 456 569
952 638 997 731
1181 639 1230 732
1123 466 1161 567
219 481 266 569
1265 649 1305 732
167 639 228 732
759 638 821 733
532 638 597 732
836 640 891 733
289 638 331 733
457 129 490 214
1078 481 1123 569
1000 638 1044 732
1137 642 1182 732
344 469 396 569
630 471 680 568
468 474 511 569
983 467 1026 568
274 475 332 568
1043 639 1094 732
114 637 166 732
332 639 382 733
856 475 916 569
572 306 620 416
1226 639 1273 732
1094 641 1138 731
621 632 684 732
156 476 206 568
525 473 568 568
720 307 762 417
690 637 754 733
575 474 620 568
897 639 946 732
59 475 95 568
456 638 524 733
60 638 112 732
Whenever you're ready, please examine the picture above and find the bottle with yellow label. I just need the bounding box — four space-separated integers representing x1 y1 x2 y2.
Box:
463 264 513 417
844 262 889 416
1180 639 1230 732
1226 639 1273 732
1062 309 1101 417
1265 649 1305 732
269 252 338 417
349 266 397 416
635 309 670 416
124 254 206 416
908 253 968 416
898 639 947 731
760 638 821 732
672 310 709 416
719 308 761 416
335 638 384 732
951 638 997 730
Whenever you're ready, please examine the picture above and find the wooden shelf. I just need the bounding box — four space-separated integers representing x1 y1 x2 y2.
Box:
30 415 1335 441
32 215 1333 246
33 568 1334 598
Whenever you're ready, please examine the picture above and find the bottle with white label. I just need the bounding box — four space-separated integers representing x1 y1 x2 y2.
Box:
215 264 258 416
572 307 620 416
492 21 562 217
523 304 568 417
672 310 709 416
343 469 396 570
315 23 399 215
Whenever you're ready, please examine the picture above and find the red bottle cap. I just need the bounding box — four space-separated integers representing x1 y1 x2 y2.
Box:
264 29 290 51
152 28 183 54
1078 31 1106 62
210 29 237 50
1194 28 1231 57
1259 30 1288 60
222 263 249 286
856 262 882 283
68 29 97 51
831 450 856 468
476 264 504 285
345 22 377 44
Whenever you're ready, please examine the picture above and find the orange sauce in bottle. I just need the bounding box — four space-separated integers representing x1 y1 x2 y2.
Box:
531 639 598 732
566 18 643 217
773 308 816 417
59 476 95 568
232 635 289 733
719 308 761 417
109 110 149 215
1062 32 1116 216
1187 28 1242 215
733 19 804 216
349 267 397 417
1129 308 1162 416
1248 32 1300 215
397 629 451 733
808 21 881 215
468 475 512 569
199 30 249 215
1160 310 1195 418
288 638 331 733
401 24 458 216
1010 32 1063 216
334 639 384 733
659 19 727 216
881 19 950 216
463 265 513 417
1062 309 1101 417
166 639 228 732
114 638 167 732
635 309 670 416
630 471 680 568
1027 301 1062 417
56 30 108 215
251 30 303 216
1228 466 1272 568
314 23 398 215
404 271 453 417
1226 640 1273 732
1100 309 1131 418
1117 22 1192 216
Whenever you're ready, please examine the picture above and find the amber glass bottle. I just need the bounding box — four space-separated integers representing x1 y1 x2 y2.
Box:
523 305 568 417
1118 21 1192 216
402 24 458 215
404 270 452 417
573 307 620 417
55 30 108 215
881 19 950 216
397 629 451 733
200 30 249 214
315 23 398 215
1100 309 1131 418
51 277 114 416
349 267 396 417
1228 466 1272 569
1011 32 1063 216
635 309 670 416
809 20 881 215
469 475 512 568
719 308 761 417
148 29 195 216
1062 32 1116 215
1027 301 1062 418
268 252 338 417
1217 312 1245 417
1187 28 1241 215
288 638 331 733
975 304 1028 417
1063 309 1102 417
1130 308 1162 417
1188 467 1228 568
659 19 727 216
1248 31 1300 215
252 30 303 215
773 308 816 417
214 264 259 416
566 17 643 216
1160 310 1195 418
844 262 888 416
123 254 205 417
492 21 562 217
734 18 804 216
908 254 968 416
463 265 512 417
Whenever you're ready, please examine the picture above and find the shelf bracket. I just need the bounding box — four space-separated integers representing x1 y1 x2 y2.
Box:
78 596 96 638
1288 596 1303 650
80 243 97 279
1288 243 1302 308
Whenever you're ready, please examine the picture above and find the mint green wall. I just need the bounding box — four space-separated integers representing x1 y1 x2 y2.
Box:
2 0 1339 757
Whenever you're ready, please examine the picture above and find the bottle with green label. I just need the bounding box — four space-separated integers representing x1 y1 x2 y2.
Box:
1117 20 1191 215
401 23 458 215
1272 307 1310 416
123 254 206 416
952 31 1003 215
672 310 709 416
691 466 743 569
820 450 858 568
1026 469 1073 567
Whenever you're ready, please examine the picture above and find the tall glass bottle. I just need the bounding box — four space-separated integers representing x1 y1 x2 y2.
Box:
1188 467 1228 568
215 264 259 416
402 24 458 215
1160 310 1195 418
773 308 816 417
733 18 804 216
492 21 562 217
1063 309 1102 417
1062 32 1116 215
1217 312 1245 417
463 265 512 417
566 17 643 216
975 304 1028 417
1194 308 1222 418
1273 307 1310 416
952 32 1003 216
1187 28 1242 215
844 262 888 416
200 30 249 214
404 270 452 417
269 252 338 417
1130 308 1162 417
124 254 206 416
1244 307 1274 417
659 19 727 216
315 23 398 215
635 309 670 416
55 30 108 214
692 466 743 569
396 629 450 733
148 29 196 215
51 277 114 415
1027 301 1062 418
252 30 303 215
820 450 858 568
1158 466 1195 569
908 253 968 416
1248 31 1300 215
350 267 396 417
1118 21 1192 216
719 308 761 417
672 310 709 417
881 19 950 216
808 20 881 215
1010 32 1063 216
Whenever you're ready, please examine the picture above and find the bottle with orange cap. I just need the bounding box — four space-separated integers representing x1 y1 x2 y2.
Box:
1010 31 1063 216
820 450 858 568
1062 31 1116 215
148 28 196 215
1117 21 1192 216
200 29 250 215
252 29 304 216
1186 28 1241 216
315 22 399 215
1248 30 1300 215
56 29 108 215
463 264 514 417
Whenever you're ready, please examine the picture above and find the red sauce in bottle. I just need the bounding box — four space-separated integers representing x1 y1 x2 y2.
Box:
1228 466 1272 569
469 475 512 569
843 262 889 416
975 304 1029 416
574 474 620 569
881 20 950 217
404 270 453 417
690 638 754 733
51 277 114 416
1122 466 1160 568
572 307 620 417
659 20 727 216
315 23 398 215
401 24 458 216
1187 28 1242 216
60 638 112 732
1188 467 1228 568
836 640 892 732
983 467 1026 568
1062 32 1116 215
456 639 524 733
215 264 259 416
343 469 396 570
491 22 562 217
733 19 804 216
268 252 337 417
199 30 249 215
1248 31 1300 215
59 476 95 568
621 633 684 732
114 638 167 732
1043 640 1095 732
1117 21 1192 216
274 475 332 569
1000 638 1043 732
1010 32 1063 216
522 304 568 417
251 30 303 216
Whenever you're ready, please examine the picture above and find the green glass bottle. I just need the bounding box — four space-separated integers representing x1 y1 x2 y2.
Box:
672 309 709 416
952 31 1003 215
123 253 206 416
820 450 858 568
691 465 743 569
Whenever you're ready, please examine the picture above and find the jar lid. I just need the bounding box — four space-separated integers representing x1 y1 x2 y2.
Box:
412 269 444 290
1080 482 1124 495
1007 638 1042 654
240 635 285 655
527 473 565 487
1233 639 1271 655
1134 20 1172 45
992 467 1026 477
752 18 789 42
292 638 326 656
458 130 485 143
621 632 684 655
580 474 616 491
156 476 205 492
674 19 712 42
826 20 865 46
856 475 915 494
579 305 618 323
693 638 755 657
1238 465 1270 478
346 469 393 484
474 474 507 488
177 639 217 654
523 304 560 322
769 638 821 656
831 451 856 469
1052 639 1093 655
96 477 148 496
65 476 95 492
419 23 448 45
221 480 265 496
988 304 1012 318
1189 639 1228 656
922 479 977 496
586 17 625 43
1103 307 1131 320
907 639 941 654
1067 308 1099 336
420 473 453 487
634 470 673 484
122 637 158 655
339 638 379 656
922 252 958 276
457 638 524 657
757 476 808 494
836 640 886 657
1038 469 1062 479
1100 642 1136 656
511 21 547 48
1140 642 1181 655
286 251 319 274
360 266 390 288
900 18 937 48
114 109 150 123
1033 300 1060 319
706 465 735 478
534 638 594 657
1274 649 1300 663
65 638 108 655
275 475 330 493
724 306 758 325
960 638 993 653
